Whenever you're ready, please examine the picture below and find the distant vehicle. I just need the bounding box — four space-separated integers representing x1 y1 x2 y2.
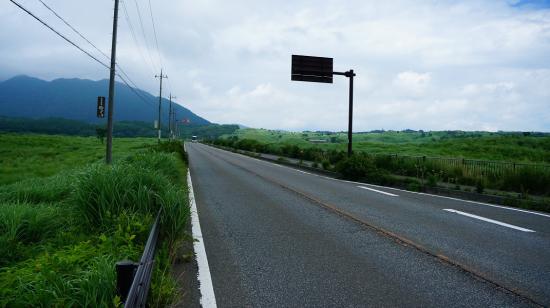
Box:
191 135 198 142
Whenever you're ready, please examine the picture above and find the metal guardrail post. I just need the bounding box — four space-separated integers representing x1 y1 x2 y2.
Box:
119 209 162 308
116 260 138 303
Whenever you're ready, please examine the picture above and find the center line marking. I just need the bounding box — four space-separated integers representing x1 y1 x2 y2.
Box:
358 186 399 197
443 209 535 233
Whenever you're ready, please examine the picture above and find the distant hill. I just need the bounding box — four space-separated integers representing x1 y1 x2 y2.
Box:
0 75 210 125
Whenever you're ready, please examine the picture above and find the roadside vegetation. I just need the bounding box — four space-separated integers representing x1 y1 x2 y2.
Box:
208 128 550 211
224 128 550 163
0 134 190 306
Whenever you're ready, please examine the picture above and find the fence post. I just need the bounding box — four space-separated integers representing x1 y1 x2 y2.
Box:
116 260 138 303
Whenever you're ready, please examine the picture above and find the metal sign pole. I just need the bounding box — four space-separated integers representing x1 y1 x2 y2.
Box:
291 55 356 157
347 70 355 157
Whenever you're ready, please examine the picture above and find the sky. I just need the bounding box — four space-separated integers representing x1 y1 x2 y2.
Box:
1 0 549 132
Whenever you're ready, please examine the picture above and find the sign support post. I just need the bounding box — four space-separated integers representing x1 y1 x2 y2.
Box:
291 55 356 157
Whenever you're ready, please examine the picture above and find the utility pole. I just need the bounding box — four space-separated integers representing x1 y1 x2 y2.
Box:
174 111 179 138
155 69 167 143
169 94 176 140
105 0 120 164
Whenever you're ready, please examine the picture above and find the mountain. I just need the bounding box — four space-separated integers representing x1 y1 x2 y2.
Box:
0 75 210 125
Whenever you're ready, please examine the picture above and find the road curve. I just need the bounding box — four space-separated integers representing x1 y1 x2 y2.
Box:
186 142 550 307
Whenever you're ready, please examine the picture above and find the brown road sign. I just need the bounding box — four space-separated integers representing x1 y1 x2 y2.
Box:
97 96 106 118
291 55 333 83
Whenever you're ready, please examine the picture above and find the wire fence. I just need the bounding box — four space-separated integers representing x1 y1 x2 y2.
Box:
366 153 550 180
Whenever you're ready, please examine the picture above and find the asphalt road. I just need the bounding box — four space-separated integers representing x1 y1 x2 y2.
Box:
186 142 550 307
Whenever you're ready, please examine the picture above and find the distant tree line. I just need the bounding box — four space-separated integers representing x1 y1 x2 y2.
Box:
0 116 238 140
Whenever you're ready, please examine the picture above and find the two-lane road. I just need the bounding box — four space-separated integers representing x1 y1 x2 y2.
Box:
186 142 550 307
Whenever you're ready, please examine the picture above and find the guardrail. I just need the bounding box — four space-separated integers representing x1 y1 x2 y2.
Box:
116 209 161 307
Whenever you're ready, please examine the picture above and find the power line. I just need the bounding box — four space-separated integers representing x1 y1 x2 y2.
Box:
145 0 172 94
132 0 158 71
9 0 109 69
121 0 156 76
37 0 111 61
147 0 163 70
116 73 156 107
34 0 155 109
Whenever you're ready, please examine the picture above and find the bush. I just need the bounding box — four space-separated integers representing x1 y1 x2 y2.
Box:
427 174 437 187
72 152 188 248
151 140 187 163
498 168 550 196
335 154 376 181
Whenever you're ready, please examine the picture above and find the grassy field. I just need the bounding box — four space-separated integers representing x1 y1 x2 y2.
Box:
213 128 550 197
0 134 157 185
227 129 550 163
0 134 189 306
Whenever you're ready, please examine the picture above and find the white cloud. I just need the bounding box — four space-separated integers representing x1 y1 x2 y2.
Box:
393 71 432 95
1 0 549 131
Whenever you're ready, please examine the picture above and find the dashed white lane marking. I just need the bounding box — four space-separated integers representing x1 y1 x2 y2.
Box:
204 144 550 219
358 186 399 197
443 209 536 233
188 171 217 308
296 170 312 175
323 175 550 219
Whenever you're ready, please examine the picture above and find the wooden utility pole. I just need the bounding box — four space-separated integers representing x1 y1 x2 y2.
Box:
169 94 176 139
155 70 167 143
105 0 120 164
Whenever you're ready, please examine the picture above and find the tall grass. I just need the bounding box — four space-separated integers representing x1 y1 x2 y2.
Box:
72 151 189 248
0 138 190 307
0 170 76 203
0 202 67 266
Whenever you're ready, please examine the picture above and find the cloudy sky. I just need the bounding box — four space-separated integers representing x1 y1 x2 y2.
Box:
1 0 549 131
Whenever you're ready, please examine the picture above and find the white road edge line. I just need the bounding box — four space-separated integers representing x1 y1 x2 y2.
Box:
205 144 550 219
443 209 536 232
358 186 399 197
188 171 217 308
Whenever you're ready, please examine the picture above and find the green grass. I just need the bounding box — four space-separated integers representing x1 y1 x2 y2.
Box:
0 134 189 307
226 128 550 163
213 129 550 196
0 133 156 185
